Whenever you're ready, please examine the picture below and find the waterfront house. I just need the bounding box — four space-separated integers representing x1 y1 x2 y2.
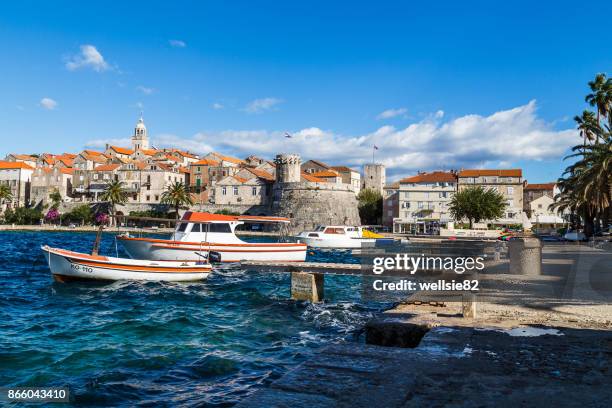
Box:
31 166 73 206
523 182 555 216
331 166 361 193
457 169 524 226
393 171 457 234
382 182 399 229
0 161 35 208
4 154 38 168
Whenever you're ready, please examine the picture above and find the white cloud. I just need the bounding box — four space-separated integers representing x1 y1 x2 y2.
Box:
65 45 110 72
40 97 57 110
377 107 408 119
146 100 575 178
137 86 155 95
212 102 224 110
244 97 283 114
169 39 186 48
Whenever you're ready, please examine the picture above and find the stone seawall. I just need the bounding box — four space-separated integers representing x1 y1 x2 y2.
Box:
272 182 360 233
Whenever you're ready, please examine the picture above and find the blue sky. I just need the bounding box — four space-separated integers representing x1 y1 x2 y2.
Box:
1 1 610 182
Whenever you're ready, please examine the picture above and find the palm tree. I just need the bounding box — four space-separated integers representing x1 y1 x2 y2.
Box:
448 186 507 229
161 181 194 221
574 110 599 147
585 73 611 134
0 184 13 211
100 180 128 227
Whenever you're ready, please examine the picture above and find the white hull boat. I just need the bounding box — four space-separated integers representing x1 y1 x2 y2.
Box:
117 212 307 263
295 226 383 249
42 245 212 282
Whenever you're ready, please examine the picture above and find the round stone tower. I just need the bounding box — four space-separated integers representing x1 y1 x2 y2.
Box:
272 153 360 233
274 154 301 183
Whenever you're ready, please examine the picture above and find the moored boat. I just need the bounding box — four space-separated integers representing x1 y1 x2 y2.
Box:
41 245 212 282
117 212 307 262
295 225 388 249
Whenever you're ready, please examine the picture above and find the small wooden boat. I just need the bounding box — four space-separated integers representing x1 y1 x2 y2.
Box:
41 245 212 282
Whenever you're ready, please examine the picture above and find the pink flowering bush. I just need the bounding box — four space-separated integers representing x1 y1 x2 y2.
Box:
94 212 109 226
45 208 60 223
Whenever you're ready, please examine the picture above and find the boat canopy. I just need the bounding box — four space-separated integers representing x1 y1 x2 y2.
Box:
182 211 291 224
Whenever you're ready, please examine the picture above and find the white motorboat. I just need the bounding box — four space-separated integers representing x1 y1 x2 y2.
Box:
295 225 386 249
117 211 307 262
41 245 212 282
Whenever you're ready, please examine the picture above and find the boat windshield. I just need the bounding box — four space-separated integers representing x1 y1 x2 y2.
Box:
177 222 188 232
315 226 326 231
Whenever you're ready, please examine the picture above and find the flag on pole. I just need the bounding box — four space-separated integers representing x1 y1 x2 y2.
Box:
284 132 292 138
373 145 379 150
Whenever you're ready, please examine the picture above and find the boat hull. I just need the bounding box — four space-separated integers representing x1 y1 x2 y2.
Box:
118 236 307 262
296 236 376 249
41 246 211 282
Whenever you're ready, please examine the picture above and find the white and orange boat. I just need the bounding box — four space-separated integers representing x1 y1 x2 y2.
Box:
41 245 212 282
117 211 307 263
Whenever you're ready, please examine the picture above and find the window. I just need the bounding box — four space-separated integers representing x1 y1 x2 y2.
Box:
209 223 231 233
146 195 150 201
222 187 227 195
418 201 424 209
507 200 514 207
439 192 448 198
177 222 188 232
155 195 159 201
538 204 543 209
252 186 257 196
507 187 514 194
190 223 201 233
233 186 238 195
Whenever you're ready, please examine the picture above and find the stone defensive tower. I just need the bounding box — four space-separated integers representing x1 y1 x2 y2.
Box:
274 154 301 183
363 164 386 195
273 153 360 233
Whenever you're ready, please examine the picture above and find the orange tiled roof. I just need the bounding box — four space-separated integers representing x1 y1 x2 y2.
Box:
173 150 197 159
93 163 120 172
233 176 248 183
11 154 37 161
247 168 275 181
524 183 555 191
458 169 522 177
310 170 340 178
59 153 77 159
59 168 74 175
304 160 330 169
57 157 74 167
83 150 104 156
331 166 357 173
178 166 191 174
212 152 244 165
138 149 158 156
0 161 35 170
400 171 457 183
301 172 324 182
192 158 220 166
109 146 134 155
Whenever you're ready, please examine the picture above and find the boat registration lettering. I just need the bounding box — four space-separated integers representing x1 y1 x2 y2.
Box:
70 263 94 274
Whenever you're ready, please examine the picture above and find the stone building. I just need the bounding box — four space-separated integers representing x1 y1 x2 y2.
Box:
382 182 399 229
272 154 360 233
0 161 34 208
457 169 524 226
4 154 38 168
331 166 361 193
31 166 73 206
523 183 555 216
394 171 457 234
363 164 386 195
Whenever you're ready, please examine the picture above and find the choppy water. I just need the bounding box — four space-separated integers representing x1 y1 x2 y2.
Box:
0 231 384 407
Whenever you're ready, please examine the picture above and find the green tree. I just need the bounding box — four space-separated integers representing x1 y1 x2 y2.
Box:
66 204 93 226
214 208 240 216
0 184 13 210
448 186 507 229
585 73 611 132
574 110 599 148
49 188 62 209
161 181 194 220
4 207 43 225
100 180 128 226
357 188 383 225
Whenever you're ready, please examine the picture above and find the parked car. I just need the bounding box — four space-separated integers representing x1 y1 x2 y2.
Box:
564 231 587 241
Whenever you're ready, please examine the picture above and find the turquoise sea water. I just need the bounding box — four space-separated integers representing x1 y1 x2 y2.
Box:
0 231 382 407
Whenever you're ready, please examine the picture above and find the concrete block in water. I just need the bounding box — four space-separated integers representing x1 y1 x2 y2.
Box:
291 272 324 302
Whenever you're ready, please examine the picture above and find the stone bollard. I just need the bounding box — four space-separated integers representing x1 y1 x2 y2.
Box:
508 237 542 275
462 293 476 318
291 272 324 302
